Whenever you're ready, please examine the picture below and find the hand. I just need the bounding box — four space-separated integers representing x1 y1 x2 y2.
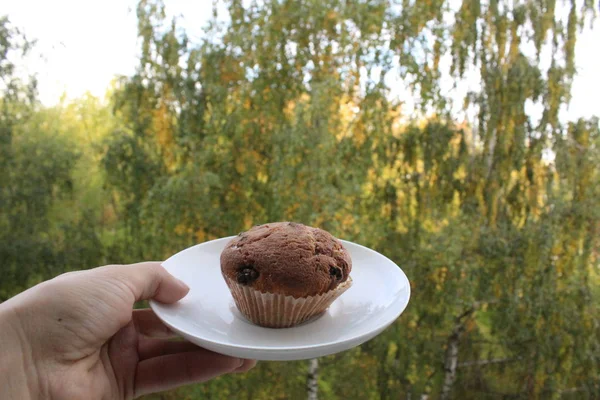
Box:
0 262 256 399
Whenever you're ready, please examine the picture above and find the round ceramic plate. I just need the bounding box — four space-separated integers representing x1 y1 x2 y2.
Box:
150 237 410 361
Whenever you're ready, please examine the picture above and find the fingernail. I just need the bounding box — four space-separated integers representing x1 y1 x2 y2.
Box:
234 358 245 371
176 278 190 292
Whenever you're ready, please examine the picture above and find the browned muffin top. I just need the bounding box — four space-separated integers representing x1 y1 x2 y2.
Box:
220 222 352 298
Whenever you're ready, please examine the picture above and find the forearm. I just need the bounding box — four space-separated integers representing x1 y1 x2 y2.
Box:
0 302 39 400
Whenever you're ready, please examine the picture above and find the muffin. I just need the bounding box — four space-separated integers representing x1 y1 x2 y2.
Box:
221 222 352 328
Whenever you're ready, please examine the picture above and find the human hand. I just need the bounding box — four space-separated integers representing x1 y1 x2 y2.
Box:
0 262 256 399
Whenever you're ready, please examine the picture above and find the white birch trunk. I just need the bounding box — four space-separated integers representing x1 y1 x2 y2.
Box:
440 331 460 400
307 358 319 400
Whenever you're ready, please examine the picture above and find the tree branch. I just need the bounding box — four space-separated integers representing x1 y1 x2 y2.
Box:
458 357 520 368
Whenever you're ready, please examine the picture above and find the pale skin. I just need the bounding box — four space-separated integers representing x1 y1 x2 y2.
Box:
0 262 257 399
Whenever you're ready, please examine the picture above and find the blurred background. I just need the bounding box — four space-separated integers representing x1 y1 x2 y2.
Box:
1 0 599 399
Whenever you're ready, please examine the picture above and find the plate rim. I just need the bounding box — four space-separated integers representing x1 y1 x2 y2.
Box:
150 236 411 353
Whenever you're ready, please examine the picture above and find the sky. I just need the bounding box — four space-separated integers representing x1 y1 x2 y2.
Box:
3 0 212 104
3 0 600 122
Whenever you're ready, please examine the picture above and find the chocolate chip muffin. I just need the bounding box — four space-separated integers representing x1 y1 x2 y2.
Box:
221 222 352 328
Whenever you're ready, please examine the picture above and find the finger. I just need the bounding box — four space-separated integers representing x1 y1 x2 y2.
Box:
104 262 190 304
137 337 202 360
133 309 176 338
138 337 259 370
234 359 257 373
134 348 243 396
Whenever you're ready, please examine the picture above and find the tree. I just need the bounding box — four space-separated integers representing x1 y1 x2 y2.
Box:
4 0 598 397
103 0 600 398
0 17 108 300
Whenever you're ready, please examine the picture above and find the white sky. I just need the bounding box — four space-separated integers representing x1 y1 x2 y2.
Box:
3 0 212 104
3 0 599 121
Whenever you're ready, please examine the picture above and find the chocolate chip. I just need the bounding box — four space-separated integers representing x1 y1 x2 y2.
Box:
329 266 342 280
288 222 301 227
237 265 259 285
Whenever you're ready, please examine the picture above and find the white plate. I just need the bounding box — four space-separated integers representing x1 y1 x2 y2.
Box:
150 237 410 361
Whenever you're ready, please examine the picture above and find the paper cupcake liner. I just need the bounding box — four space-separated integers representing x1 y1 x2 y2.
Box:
224 276 353 328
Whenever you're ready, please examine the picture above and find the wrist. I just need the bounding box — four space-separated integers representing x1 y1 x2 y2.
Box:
0 302 40 400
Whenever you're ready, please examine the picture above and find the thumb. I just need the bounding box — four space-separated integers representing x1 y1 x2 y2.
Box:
104 262 190 304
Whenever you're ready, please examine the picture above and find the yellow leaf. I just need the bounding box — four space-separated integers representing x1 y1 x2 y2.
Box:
235 158 247 174
174 224 187 235
195 230 206 243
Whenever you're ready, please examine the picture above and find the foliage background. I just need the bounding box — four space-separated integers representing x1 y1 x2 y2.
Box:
1 0 599 398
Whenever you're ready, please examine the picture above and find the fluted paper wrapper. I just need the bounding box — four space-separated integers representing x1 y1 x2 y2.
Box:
225 276 353 328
